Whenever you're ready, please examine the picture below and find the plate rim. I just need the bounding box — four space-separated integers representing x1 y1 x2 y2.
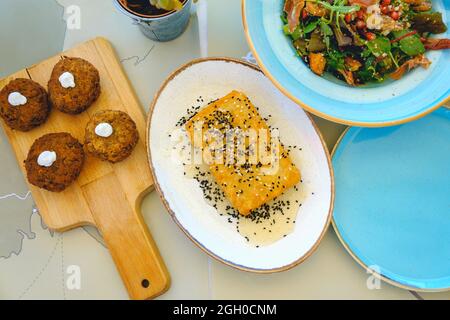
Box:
331 110 450 292
146 56 335 273
241 0 450 128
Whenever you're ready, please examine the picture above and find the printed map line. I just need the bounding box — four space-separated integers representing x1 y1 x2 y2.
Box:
121 45 156 66
0 192 35 259
0 191 31 201
18 235 62 299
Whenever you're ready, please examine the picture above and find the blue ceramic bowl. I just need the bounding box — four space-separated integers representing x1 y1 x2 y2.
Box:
115 0 192 42
242 0 450 127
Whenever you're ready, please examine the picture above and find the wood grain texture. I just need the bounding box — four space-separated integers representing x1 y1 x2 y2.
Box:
0 37 169 300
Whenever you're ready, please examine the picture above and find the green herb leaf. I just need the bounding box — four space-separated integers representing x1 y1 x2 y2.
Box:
367 36 391 57
320 21 333 49
361 48 372 58
320 21 333 36
316 1 360 14
304 20 320 34
283 24 303 41
291 26 303 40
326 50 345 71
393 30 425 56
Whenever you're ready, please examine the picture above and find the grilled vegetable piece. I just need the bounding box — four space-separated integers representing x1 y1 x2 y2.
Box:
423 38 450 50
411 2 432 12
404 0 426 4
338 69 356 86
308 31 327 52
284 0 305 33
293 38 308 56
305 2 327 17
345 57 362 72
411 12 447 34
333 26 352 47
348 0 378 6
309 53 327 75
390 55 431 80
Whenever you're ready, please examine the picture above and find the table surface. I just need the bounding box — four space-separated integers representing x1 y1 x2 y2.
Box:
0 0 448 300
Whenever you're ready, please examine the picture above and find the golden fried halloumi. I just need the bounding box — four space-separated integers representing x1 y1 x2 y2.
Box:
186 91 300 216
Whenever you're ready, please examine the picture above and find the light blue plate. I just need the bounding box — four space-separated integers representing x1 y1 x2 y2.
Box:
242 0 450 126
332 107 450 291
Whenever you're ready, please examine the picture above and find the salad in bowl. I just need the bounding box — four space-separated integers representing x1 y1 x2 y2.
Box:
282 0 450 85
242 0 449 126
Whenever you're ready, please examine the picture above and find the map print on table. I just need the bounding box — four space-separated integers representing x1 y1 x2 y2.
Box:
0 0 205 300
0 192 35 259
0 0 167 261
1 0 448 300
0 0 65 259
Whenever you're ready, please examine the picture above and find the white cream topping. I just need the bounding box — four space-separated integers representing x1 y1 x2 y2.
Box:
58 72 76 88
8 92 27 106
37 151 57 167
95 122 113 138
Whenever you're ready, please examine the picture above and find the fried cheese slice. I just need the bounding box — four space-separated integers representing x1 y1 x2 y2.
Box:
186 91 300 215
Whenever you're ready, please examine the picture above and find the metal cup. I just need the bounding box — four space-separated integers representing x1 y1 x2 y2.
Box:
114 0 192 42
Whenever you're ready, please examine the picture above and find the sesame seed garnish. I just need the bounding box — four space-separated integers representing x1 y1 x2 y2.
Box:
176 94 304 247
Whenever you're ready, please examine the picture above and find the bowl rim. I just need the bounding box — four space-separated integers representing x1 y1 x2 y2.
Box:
331 108 450 292
241 0 450 127
115 0 190 20
146 56 335 273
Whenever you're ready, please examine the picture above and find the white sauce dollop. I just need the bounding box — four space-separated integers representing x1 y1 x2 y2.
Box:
37 151 57 167
8 92 27 106
95 122 113 138
58 72 76 89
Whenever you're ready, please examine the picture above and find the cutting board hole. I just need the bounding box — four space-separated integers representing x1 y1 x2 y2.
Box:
141 279 150 288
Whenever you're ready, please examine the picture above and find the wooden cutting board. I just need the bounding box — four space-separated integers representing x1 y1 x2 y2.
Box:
0 37 170 300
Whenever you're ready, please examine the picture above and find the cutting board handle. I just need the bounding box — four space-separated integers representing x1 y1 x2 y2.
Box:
82 173 170 300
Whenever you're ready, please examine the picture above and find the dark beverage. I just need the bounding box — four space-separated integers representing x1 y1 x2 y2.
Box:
119 0 186 17
114 0 192 42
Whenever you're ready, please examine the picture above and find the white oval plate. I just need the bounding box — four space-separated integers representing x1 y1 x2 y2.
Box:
147 58 334 272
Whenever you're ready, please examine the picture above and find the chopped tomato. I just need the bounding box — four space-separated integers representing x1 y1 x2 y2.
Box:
365 32 376 41
380 5 390 14
390 11 400 20
356 20 366 30
302 9 308 20
345 13 353 23
356 9 365 20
